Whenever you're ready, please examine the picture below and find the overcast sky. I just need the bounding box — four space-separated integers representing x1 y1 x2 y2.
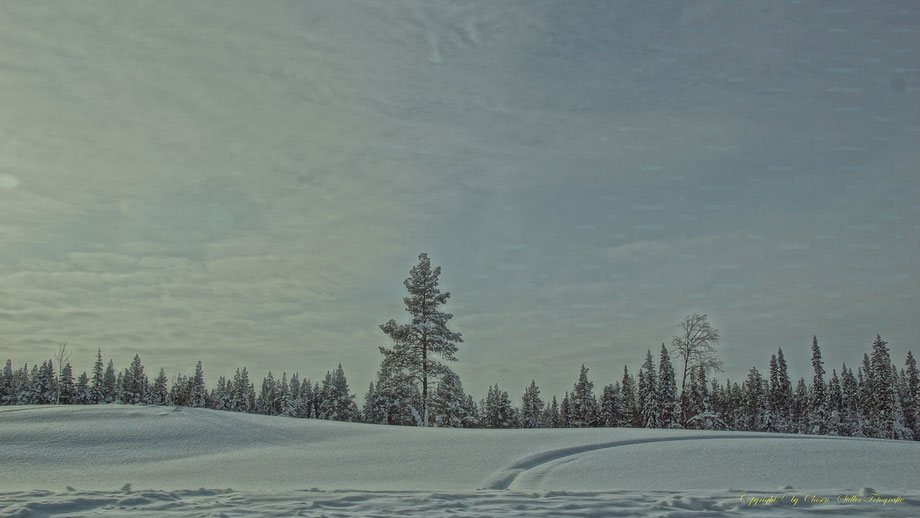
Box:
1 0 917 400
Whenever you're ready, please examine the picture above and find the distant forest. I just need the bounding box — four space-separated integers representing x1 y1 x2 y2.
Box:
2 254 917 442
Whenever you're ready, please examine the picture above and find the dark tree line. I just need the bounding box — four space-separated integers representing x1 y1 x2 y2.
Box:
1 333 917 441
2 254 917 441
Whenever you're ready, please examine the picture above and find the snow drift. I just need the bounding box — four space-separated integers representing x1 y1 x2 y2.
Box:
2 406 918 516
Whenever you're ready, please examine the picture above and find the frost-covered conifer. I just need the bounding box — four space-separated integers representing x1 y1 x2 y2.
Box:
839 365 860 437
231 367 254 412
0 359 12 405
559 392 572 428
621 366 638 428
280 373 297 417
367 366 421 426
189 361 207 408
102 359 118 403
75 371 91 404
431 370 472 428
298 378 314 418
519 380 543 429
542 396 561 428
639 351 660 428
809 336 827 434
257 371 278 415
868 335 897 438
826 369 843 435
657 344 679 429
317 364 358 422
791 378 808 433
893 365 914 441
90 350 105 404
600 383 623 427
743 366 764 431
571 365 598 427
904 351 919 440
776 348 792 427
59 362 75 405
379 253 462 427
483 384 513 428
170 373 190 407
151 368 169 406
123 354 146 404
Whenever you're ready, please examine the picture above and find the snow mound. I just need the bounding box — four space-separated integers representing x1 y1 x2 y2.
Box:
2 406 918 494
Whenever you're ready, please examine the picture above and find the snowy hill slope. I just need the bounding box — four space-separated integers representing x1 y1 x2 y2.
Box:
3 405 918 492
2 406 919 516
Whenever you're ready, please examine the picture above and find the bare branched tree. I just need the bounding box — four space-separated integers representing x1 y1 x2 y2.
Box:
670 314 722 424
54 340 71 404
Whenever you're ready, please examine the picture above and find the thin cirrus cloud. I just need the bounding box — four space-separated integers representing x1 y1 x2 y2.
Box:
0 1 917 399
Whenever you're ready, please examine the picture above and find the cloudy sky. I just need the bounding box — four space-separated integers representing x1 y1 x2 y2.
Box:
1 0 917 399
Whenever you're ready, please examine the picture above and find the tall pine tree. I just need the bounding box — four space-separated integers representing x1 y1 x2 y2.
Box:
379 253 462 426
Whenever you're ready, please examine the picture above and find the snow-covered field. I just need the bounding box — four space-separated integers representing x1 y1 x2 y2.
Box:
1 406 918 516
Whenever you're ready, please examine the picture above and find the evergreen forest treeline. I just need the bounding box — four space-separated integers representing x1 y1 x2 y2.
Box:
2 253 917 442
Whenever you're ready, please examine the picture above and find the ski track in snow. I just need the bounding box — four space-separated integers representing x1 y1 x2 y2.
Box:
2 488 918 518
485 433 889 490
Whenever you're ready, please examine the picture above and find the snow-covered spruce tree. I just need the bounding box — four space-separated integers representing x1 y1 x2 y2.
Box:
519 380 543 428
90 350 105 404
559 392 572 428
0 359 12 405
839 365 860 437
231 367 254 412
75 371 91 404
639 351 660 428
116 371 125 403
151 368 169 406
728 381 744 430
769 348 793 432
870 335 896 438
102 359 118 403
187 361 207 408
290 373 301 404
542 396 561 428
571 365 599 428
826 369 843 435
365 364 422 425
768 354 782 431
256 371 278 415
431 370 472 428
38 360 58 404
600 383 623 427
122 354 147 405
742 366 764 431
791 378 808 433
14 364 32 404
482 384 514 428
859 353 877 437
904 351 919 440
808 336 828 434
213 376 234 411
893 365 914 440
298 378 314 418
59 362 75 405
280 373 297 417
657 344 680 429
686 366 727 430
379 253 462 427
620 366 638 427
170 373 189 407
317 364 358 422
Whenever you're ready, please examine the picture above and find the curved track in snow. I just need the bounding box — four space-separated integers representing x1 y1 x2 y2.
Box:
483 433 889 490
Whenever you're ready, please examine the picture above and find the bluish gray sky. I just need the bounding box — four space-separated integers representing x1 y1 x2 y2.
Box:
1 0 917 400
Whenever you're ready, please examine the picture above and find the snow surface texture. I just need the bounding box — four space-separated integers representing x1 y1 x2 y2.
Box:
1 406 918 516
